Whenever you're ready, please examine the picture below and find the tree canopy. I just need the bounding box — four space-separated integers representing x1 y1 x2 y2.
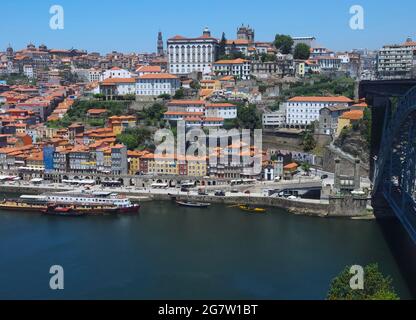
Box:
294 43 311 60
327 264 399 300
274 34 294 54
116 127 153 150
235 104 262 130
218 32 227 59
173 88 185 99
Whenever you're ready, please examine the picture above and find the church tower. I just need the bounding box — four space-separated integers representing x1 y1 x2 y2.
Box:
157 31 164 56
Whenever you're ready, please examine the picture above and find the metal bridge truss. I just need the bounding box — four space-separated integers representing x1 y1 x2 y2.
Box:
374 86 416 243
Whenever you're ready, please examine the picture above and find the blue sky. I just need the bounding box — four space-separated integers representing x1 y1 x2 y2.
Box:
1 0 415 53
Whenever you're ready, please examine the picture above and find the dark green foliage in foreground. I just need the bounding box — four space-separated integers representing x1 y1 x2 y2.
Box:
327 264 399 300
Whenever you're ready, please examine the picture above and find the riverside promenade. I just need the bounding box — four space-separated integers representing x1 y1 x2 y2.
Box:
0 178 373 218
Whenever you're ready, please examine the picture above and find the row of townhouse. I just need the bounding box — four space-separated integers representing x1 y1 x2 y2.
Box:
44 143 128 175
126 141 269 179
0 145 43 173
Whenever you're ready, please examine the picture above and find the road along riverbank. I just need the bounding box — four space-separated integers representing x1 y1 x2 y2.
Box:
0 183 374 218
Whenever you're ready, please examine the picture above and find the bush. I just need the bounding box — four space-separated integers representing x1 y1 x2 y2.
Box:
327 264 399 300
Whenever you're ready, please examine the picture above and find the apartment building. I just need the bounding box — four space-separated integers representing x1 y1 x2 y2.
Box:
377 41 416 79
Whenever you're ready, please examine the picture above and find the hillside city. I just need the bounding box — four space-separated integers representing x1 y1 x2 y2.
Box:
0 25 414 191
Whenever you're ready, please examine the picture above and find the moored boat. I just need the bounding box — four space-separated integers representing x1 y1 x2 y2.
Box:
176 200 211 208
238 204 266 213
0 191 140 215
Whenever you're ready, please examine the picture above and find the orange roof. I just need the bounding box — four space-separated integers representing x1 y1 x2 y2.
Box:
168 100 205 106
136 65 162 73
138 73 178 80
214 58 250 64
288 96 353 103
101 78 136 85
351 102 368 108
128 150 150 157
200 89 214 97
340 110 364 120
204 117 224 122
87 109 107 114
27 152 43 162
206 103 236 108
226 39 250 45
284 163 299 170
219 76 235 81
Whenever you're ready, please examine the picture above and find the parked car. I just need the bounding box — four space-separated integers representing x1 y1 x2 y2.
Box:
198 189 208 195
321 174 329 180
230 189 239 194
215 190 226 197
287 195 297 200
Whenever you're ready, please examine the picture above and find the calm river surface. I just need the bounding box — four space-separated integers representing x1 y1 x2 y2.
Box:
0 201 412 299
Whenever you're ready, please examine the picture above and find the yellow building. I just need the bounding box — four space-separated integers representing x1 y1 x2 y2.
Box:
187 156 207 177
127 150 150 175
336 110 364 137
200 80 221 91
296 62 305 77
108 116 137 135
148 154 178 175
26 152 44 170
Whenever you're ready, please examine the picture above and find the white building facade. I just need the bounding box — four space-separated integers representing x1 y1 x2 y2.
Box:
101 67 132 81
286 96 353 126
213 58 251 80
136 73 180 96
263 111 286 128
167 28 219 75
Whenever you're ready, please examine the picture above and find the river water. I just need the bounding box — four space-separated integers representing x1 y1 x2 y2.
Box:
0 201 412 299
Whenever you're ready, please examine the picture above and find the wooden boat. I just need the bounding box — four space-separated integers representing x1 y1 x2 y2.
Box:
238 205 267 213
0 200 47 212
41 205 86 217
176 200 211 208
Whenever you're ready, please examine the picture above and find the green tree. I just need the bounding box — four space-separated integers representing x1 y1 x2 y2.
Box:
301 162 311 174
116 127 152 150
190 80 200 90
327 264 399 300
274 34 294 54
294 43 311 60
218 32 227 59
158 93 171 100
173 88 185 99
236 104 262 130
139 103 167 126
260 53 276 62
93 93 105 100
302 131 316 152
